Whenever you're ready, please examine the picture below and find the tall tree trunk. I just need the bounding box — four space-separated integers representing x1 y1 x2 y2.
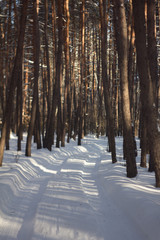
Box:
44 0 52 134
61 0 70 147
5 0 12 151
147 0 158 105
133 0 160 187
25 0 40 156
147 0 159 172
112 0 137 176
99 0 117 163
55 0 63 148
44 0 57 150
96 27 102 138
17 60 23 151
0 0 29 166
78 0 85 146
35 96 42 149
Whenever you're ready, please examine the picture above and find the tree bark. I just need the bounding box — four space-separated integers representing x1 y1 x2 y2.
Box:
133 0 160 187
99 0 117 163
44 0 52 135
147 0 159 172
25 0 40 156
78 0 85 146
61 0 70 147
0 0 29 166
112 0 137 176
55 0 63 148
17 61 23 151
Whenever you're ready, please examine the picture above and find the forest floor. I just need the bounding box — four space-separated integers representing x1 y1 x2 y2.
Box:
0 134 160 240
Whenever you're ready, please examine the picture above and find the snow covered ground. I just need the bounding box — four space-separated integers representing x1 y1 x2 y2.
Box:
0 134 160 240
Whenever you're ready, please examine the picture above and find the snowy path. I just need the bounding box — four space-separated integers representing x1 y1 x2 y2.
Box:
0 135 160 240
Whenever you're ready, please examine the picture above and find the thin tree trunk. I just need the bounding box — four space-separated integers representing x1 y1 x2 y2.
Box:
43 0 57 150
140 113 147 168
44 0 52 134
78 0 85 146
25 0 40 156
55 0 63 148
61 0 70 147
5 0 12 151
99 0 117 163
35 96 42 149
17 61 23 151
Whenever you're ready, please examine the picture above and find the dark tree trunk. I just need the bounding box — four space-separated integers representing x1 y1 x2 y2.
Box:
35 97 42 149
147 0 159 172
61 0 70 147
44 0 52 135
133 0 160 187
55 0 63 148
140 113 147 168
17 63 23 151
25 0 40 156
99 0 117 163
147 0 158 105
112 0 137 177
78 0 85 146
0 0 29 166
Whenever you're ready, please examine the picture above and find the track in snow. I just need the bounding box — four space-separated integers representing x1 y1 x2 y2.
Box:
0 135 158 240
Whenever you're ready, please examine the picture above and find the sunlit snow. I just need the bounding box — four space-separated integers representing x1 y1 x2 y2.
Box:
0 134 160 240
